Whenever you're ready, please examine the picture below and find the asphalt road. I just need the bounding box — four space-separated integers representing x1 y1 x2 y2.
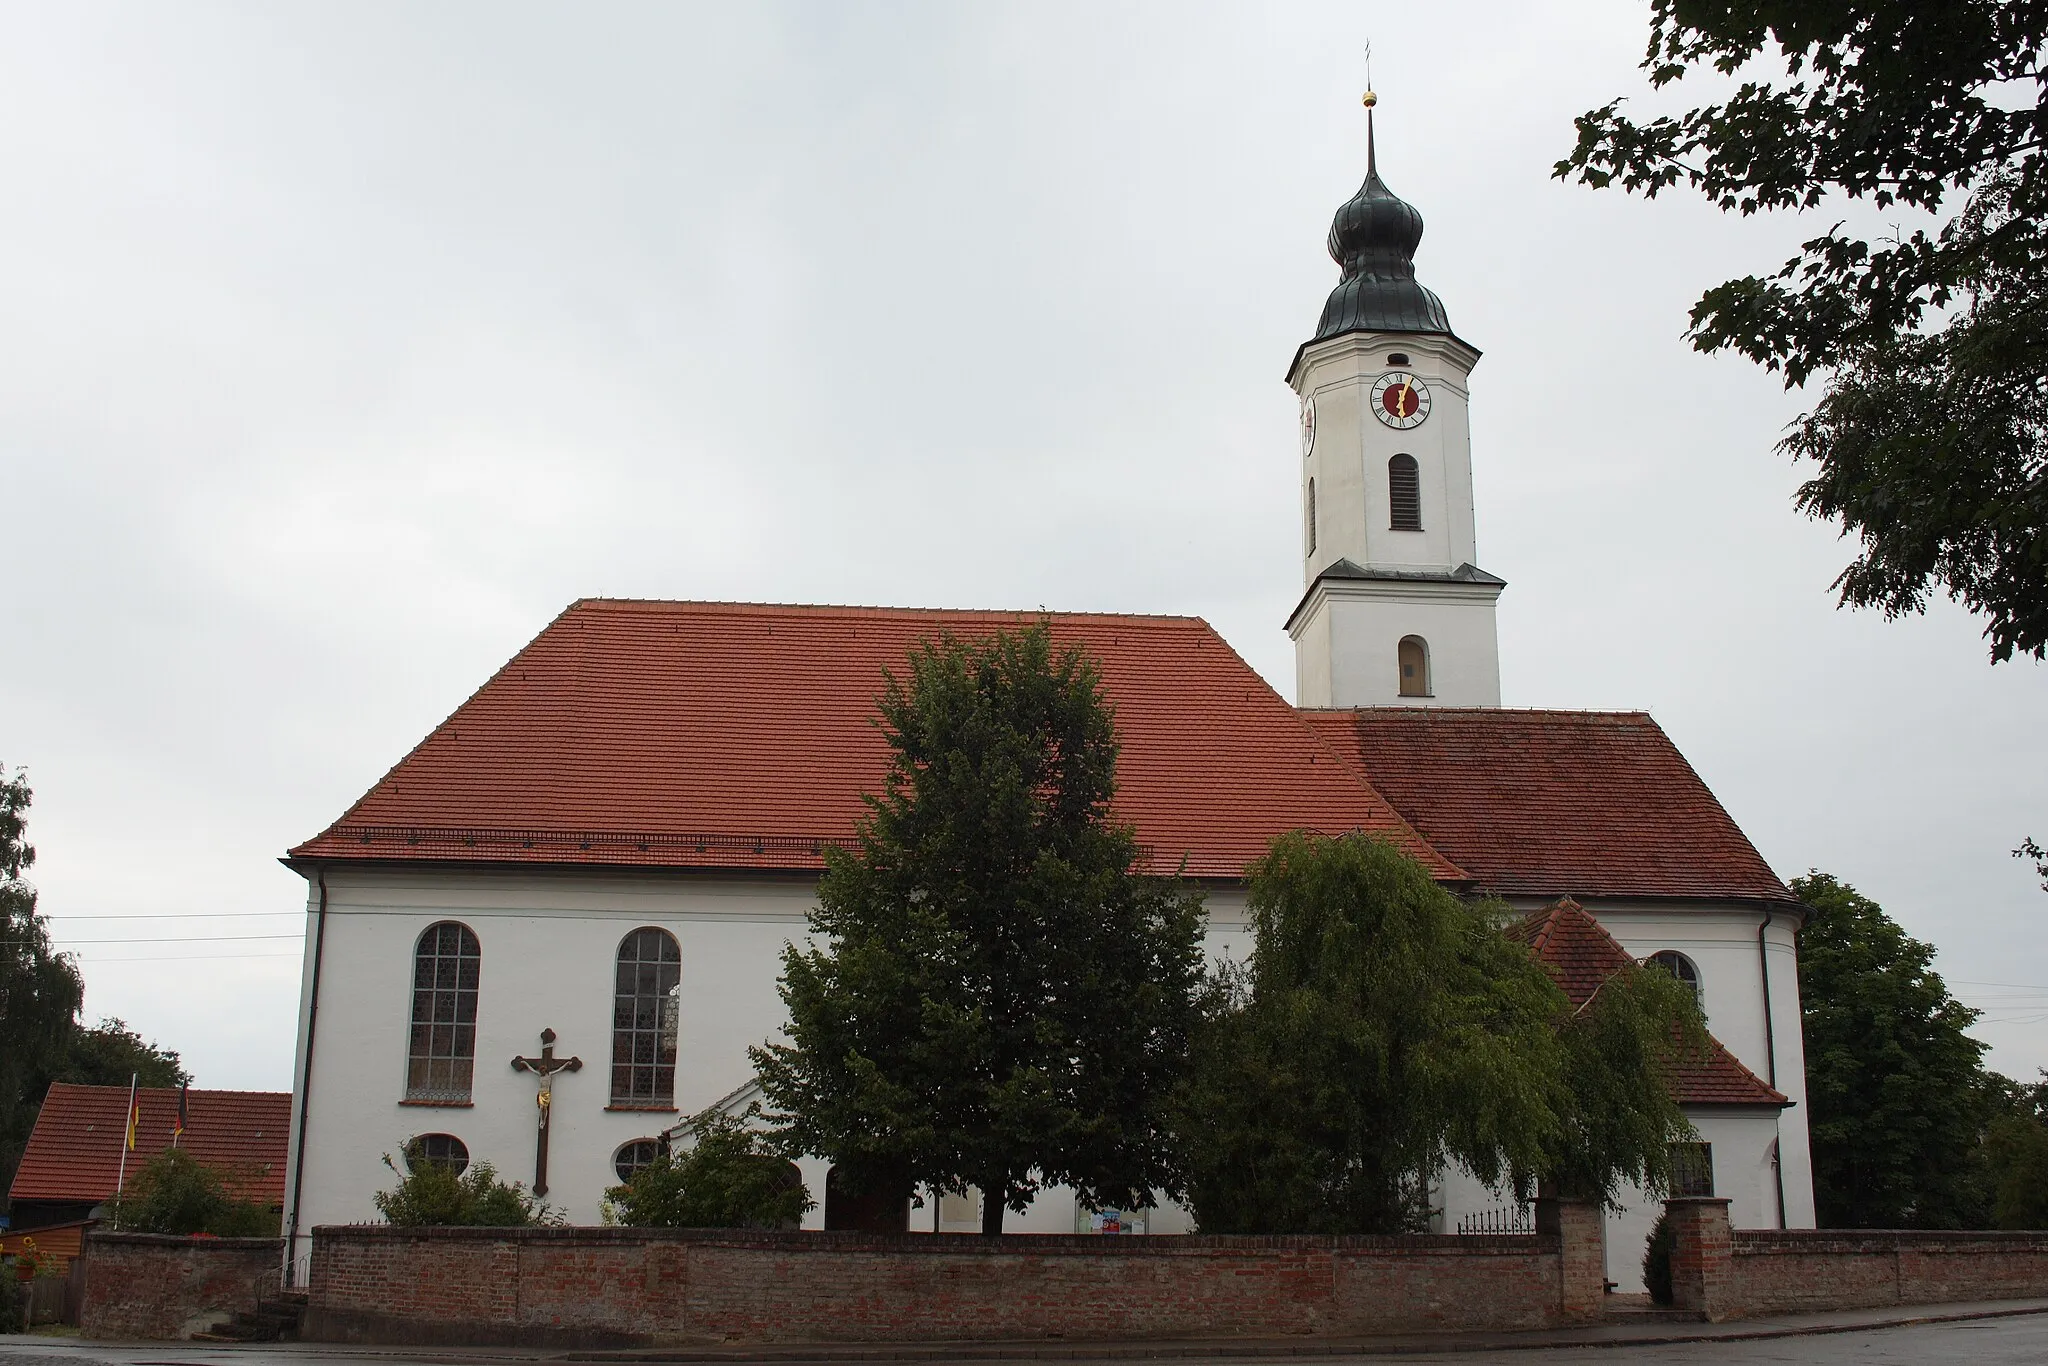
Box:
3 1314 2046 1365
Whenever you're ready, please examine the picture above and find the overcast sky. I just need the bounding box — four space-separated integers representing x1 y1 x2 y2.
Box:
5 1 2043 1092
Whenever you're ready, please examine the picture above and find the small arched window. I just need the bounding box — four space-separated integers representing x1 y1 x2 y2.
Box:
406 922 480 1102
1306 478 1318 553
1389 455 1422 531
404 1133 469 1175
1648 950 1703 998
612 927 683 1106
1397 636 1430 698
613 1138 664 1184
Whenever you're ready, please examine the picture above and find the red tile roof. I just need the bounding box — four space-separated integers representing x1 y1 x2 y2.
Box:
1508 900 1788 1108
290 600 1458 881
1301 708 1793 903
8 1084 291 1206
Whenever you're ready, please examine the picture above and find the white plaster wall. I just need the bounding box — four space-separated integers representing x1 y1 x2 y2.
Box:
285 872 1257 1259
1293 331 1482 582
1320 591 1502 706
1601 1108 1786 1293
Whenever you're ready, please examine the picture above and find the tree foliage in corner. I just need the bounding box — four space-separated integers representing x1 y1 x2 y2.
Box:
752 623 1205 1234
605 1111 812 1228
0 765 82 1196
1558 2 2048 661
1173 834 1707 1234
1794 872 1998 1226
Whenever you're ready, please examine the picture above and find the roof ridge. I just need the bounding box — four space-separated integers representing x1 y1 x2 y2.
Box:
571 597 1211 626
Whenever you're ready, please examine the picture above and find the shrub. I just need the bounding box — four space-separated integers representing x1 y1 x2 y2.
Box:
374 1144 556 1227
605 1111 810 1228
112 1148 275 1236
1643 1211 1675 1305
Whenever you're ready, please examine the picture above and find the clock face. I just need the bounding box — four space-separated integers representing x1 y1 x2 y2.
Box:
1371 371 1432 430
1300 395 1317 457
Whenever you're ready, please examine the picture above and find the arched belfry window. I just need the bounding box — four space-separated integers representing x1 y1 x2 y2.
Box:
406 922 480 1102
1397 636 1430 698
1306 478 1318 553
612 927 682 1107
1389 455 1422 531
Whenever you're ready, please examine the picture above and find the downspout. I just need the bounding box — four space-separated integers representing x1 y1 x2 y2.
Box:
1759 908 1786 1228
284 868 330 1286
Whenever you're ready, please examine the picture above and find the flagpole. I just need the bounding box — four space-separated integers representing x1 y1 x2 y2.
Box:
113 1072 138 1222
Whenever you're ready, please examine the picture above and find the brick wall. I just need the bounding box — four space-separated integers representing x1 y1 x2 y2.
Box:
303 1224 1582 1348
1664 1198 2048 1322
77 1232 282 1340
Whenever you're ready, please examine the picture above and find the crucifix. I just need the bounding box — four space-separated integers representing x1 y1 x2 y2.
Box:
510 1028 581 1197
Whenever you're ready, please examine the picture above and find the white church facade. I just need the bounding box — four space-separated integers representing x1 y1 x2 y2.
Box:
279 103 1816 1294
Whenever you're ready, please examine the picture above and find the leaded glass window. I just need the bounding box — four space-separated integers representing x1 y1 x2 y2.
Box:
405 1133 469 1175
614 1138 663 1183
406 922 480 1101
611 927 682 1106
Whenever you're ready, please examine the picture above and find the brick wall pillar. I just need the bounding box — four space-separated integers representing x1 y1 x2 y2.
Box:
1533 1195 1604 1324
1664 1196 1735 1322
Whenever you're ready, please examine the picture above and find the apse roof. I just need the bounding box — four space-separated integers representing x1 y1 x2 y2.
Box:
288 599 1456 881
9 1084 291 1206
1508 899 1790 1108
1300 707 1795 904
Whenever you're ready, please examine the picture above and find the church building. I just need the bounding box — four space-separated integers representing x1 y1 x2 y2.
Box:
278 100 1815 1294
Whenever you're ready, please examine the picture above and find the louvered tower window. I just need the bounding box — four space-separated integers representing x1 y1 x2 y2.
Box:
1306 478 1317 553
1388 454 1422 531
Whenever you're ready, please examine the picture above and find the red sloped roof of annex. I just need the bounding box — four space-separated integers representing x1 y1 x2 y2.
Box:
1509 900 1789 1108
289 598 1457 881
8 1084 292 1205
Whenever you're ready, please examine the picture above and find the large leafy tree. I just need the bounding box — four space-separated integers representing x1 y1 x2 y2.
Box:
1793 872 1997 1226
0 766 83 1196
1559 2 2048 662
0 768 188 1198
1173 834 1706 1233
752 624 1205 1234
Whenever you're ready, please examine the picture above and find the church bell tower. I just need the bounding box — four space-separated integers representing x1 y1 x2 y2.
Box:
1286 92 1503 709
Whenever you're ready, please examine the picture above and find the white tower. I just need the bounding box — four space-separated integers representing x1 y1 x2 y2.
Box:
1286 97 1503 709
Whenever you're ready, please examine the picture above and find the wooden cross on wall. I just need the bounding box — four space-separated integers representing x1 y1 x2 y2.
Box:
510 1028 581 1197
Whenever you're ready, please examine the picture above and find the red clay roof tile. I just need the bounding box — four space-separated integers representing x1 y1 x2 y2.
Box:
290 600 1458 881
1507 900 1788 1108
9 1084 291 1206
1301 708 1793 903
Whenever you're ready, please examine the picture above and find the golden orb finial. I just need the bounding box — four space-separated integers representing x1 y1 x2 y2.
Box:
1362 89 1378 109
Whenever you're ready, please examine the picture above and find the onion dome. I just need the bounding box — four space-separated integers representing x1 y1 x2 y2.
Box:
1311 106 1451 339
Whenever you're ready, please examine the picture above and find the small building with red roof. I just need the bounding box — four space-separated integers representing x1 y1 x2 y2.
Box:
7 1084 289 1241
276 107 1815 1298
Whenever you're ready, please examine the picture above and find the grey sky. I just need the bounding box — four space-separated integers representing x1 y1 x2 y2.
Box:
4 1 2042 1091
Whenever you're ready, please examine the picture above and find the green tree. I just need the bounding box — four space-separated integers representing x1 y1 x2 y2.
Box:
1557 2 2048 661
0 766 84 1198
605 1111 812 1228
373 1145 556 1227
1173 834 1705 1233
112 1148 275 1237
1794 873 1995 1226
2018 837 2047 892
752 624 1206 1235
62 1018 188 1090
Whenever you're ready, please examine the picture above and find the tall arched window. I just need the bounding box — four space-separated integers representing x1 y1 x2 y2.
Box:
1397 636 1430 698
1306 478 1318 553
1388 454 1422 531
406 922 480 1102
1648 950 1703 999
612 927 682 1106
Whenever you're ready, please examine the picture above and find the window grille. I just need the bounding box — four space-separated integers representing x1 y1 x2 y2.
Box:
614 1138 663 1183
1389 454 1422 530
406 922 480 1102
612 927 682 1105
1648 950 1703 998
1670 1141 1715 1198
404 1133 469 1175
